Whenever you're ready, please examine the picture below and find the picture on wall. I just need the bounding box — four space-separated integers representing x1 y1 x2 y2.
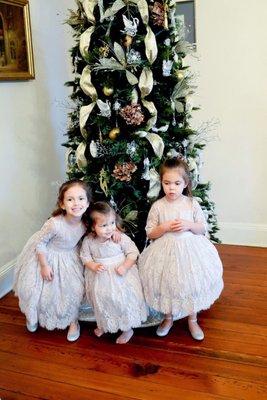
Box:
176 0 196 44
0 0 34 80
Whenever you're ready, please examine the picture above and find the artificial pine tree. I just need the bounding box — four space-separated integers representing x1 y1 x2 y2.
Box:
64 0 219 248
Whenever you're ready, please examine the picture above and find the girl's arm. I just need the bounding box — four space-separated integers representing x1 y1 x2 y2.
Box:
116 234 139 276
80 236 106 273
83 260 106 273
174 220 206 235
37 252 54 280
36 218 57 281
116 257 136 276
174 199 207 235
146 203 180 239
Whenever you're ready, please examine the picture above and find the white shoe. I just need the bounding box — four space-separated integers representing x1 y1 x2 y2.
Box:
156 318 173 337
26 320 38 333
67 323 80 342
188 318 204 341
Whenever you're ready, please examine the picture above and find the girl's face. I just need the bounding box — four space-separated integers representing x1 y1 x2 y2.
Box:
60 185 89 219
92 211 116 241
162 168 187 202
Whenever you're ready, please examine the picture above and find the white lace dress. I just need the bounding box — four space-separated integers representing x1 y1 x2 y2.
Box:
139 196 224 318
14 215 86 330
80 233 148 333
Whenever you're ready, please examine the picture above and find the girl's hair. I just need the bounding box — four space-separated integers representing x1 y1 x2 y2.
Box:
52 179 92 224
159 157 192 197
88 201 124 234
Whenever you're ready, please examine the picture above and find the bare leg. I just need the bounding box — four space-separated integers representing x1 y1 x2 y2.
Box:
156 313 173 337
188 313 204 340
94 327 105 337
116 329 134 344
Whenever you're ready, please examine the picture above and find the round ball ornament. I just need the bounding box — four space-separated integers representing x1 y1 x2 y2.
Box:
176 71 184 80
103 86 114 96
123 35 133 48
109 127 120 140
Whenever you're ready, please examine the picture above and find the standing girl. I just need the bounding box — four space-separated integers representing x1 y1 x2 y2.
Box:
80 202 147 344
14 179 91 341
139 158 223 340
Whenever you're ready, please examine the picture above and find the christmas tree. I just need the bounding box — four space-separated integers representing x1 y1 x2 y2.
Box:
64 0 219 248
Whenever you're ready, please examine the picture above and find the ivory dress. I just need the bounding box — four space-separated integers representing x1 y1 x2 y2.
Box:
80 233 148 333
14 215 85 330
139 196 224 318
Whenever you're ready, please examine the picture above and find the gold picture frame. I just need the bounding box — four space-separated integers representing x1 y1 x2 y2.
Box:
0 0 34 80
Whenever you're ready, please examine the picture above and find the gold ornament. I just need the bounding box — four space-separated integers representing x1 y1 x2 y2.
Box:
176 71 184 80
109 127 120 140
103 86 114 96
123 35 133 48
99 45 109 57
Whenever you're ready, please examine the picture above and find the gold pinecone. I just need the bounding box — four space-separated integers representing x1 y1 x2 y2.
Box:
119 104 145 126
112 162 137 182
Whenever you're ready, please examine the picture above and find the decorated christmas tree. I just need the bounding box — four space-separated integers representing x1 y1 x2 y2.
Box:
64 0 219 248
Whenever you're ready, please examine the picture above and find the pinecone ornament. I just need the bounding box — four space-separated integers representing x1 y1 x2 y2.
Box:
112 162 137 182
149 1 165 27
119 104 144 125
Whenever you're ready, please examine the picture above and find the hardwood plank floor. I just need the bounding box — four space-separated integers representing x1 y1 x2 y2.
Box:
0 244 266 400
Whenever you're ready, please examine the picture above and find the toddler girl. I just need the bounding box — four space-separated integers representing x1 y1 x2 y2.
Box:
139 158 223 340
14 179 91 341
80 201 147 344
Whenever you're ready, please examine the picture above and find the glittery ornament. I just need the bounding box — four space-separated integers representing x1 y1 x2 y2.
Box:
112 162 137 182
121 15 139 37
149 2 165 27
127 49 141 65
99 45 109 58
120 104 145 126
162 60 173 77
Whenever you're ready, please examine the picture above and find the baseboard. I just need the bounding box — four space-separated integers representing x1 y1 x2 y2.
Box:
219 222 267 247
0 259 16 299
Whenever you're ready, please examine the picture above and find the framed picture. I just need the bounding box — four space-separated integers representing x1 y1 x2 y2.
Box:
175 0 196 44
0 0 34 80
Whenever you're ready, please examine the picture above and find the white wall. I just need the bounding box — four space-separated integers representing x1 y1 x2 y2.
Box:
0 0 73 291
192 0 267 246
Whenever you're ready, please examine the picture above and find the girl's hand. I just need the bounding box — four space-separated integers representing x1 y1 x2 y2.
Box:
173 219 192 232
40 265 53 281
92 263 106 274
161 220 181 232
115 264 127 276
112 230 121 243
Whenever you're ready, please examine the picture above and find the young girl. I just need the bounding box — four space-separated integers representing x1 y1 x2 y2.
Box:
139 158 223 340
14 179 91 341
80 202 148 344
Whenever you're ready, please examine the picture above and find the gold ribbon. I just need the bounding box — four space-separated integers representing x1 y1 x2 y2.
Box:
147 168 161 199
79 26 95 59
76 142 87 169
145 26 158 64
80 0 98 24
135 130 164 159
79 103 96 137
80 66 98 100
138 67 153 98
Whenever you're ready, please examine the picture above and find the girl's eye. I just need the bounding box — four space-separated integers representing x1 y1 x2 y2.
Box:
111 221 115 225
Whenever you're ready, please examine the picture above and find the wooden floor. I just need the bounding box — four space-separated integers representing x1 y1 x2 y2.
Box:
0 245 266 400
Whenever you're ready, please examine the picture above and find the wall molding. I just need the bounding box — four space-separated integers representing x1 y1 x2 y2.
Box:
0 259 16 299
219 222 267 247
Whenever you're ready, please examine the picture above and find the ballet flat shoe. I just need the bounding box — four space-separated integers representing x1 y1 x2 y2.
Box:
67 323 80 342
